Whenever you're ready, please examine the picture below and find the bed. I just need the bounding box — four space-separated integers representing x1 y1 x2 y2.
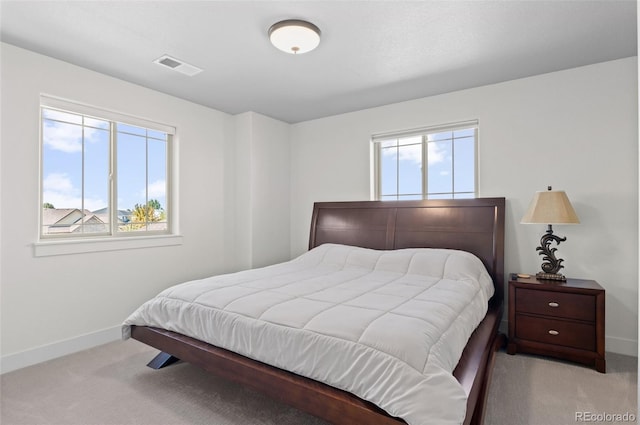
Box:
123 198 505 425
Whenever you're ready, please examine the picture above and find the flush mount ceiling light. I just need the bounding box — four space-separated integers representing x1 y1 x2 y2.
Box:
268 19 321 54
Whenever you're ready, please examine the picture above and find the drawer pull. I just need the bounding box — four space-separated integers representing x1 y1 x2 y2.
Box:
548 330 560 336
548 302 560 308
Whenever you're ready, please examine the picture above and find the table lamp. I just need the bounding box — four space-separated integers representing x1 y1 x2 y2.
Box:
521 186 580 281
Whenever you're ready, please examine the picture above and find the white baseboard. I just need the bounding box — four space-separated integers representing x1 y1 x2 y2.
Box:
606 336 638 357
1 326 122 374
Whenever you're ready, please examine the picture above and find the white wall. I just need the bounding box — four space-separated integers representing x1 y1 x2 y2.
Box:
290 57 639 356
0 43 240 370
234 112 291 270
0 44 293 372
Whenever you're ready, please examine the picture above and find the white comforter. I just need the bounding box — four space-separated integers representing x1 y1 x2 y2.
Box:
123 243 494 425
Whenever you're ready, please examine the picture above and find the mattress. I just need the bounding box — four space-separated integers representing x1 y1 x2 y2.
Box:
123 243 495 425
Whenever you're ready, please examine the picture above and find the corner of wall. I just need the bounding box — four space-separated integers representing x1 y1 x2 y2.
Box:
232 111 292 269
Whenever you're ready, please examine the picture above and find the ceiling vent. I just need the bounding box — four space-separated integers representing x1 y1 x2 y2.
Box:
153 54 203 76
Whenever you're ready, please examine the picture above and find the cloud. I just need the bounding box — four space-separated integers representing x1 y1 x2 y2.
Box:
42 172 105 212
381 142 447 165
43 172 76 194
147 179 166 199
397 144 422 164
134 179 166 207
43 121 82 153
42 120 103 153
427 143 446 165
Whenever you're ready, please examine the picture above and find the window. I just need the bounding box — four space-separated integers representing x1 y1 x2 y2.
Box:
40 97 174 239
373 121 477 200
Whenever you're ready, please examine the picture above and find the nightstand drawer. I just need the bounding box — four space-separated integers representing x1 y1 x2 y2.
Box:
515 315 596 351
515 288 595 322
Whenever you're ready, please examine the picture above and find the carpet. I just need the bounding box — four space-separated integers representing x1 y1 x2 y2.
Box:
1 340 637 425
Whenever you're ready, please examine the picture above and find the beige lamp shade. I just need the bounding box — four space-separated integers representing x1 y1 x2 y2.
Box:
521 189 580 224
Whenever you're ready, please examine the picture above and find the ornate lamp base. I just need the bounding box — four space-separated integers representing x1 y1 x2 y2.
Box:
536 224 568 279
536 272 567 281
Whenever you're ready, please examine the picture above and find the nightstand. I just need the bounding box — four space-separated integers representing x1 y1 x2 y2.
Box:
507 275 606 373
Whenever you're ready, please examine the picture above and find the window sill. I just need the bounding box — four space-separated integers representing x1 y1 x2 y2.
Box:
33 234 183 257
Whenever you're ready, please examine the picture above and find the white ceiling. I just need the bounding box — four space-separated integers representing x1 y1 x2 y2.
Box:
1 1 636 123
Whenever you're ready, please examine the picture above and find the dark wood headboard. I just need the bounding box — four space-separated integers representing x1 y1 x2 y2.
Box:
309 198 505 303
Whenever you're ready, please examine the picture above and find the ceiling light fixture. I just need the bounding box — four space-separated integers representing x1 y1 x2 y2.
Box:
268 19 321 54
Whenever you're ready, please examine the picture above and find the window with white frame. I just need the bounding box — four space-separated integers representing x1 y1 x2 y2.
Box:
373 121 478 200
40 97 174 239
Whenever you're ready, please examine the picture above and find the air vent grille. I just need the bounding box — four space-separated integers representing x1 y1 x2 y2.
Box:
158 57 181 68
153 55 203 76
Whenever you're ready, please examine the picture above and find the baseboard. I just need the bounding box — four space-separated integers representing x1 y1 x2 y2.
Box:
1 326 122 374
606 335 638 357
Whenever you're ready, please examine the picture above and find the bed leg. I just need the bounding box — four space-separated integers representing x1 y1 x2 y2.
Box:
146 351 180 369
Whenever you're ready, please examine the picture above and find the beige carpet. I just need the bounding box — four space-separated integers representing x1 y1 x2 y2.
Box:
1 340 637 425
486 350 637 425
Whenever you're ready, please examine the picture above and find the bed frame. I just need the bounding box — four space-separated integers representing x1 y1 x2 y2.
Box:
130 197 505 425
